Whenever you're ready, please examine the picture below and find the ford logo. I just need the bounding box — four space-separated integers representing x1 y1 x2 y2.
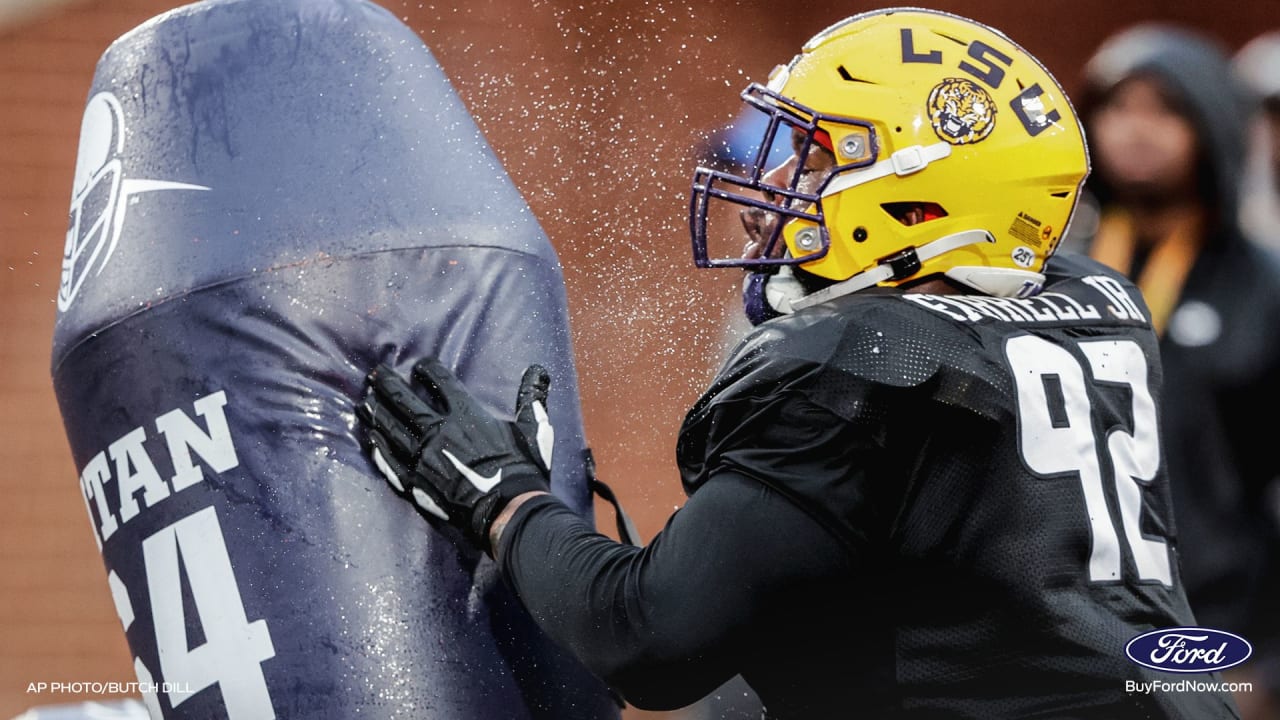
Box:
1124 627 1253 673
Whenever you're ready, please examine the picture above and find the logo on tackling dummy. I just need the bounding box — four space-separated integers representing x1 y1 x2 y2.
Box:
928 78 996 145
60 92 210 311
1124 627 1253 674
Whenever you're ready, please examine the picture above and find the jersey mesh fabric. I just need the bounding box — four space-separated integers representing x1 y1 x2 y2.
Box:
676 253 1240 719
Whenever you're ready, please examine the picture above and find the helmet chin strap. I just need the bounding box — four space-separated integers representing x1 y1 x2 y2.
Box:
764 265 807 314
789 229 997 311
741 265 806 325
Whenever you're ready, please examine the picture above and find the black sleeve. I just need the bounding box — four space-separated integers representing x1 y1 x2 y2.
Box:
497 470 852 711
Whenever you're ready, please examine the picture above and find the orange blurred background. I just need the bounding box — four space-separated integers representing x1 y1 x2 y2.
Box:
1 0 1275 718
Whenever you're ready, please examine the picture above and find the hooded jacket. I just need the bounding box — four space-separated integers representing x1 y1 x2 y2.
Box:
1074 24 1280 671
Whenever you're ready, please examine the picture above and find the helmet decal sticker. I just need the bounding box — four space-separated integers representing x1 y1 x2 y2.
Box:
928 78 997 145
1009 211 1046 247
1011 246 1036 267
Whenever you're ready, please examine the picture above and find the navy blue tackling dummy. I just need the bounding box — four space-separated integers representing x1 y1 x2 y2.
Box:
359 9 1245 719
50 0 619 718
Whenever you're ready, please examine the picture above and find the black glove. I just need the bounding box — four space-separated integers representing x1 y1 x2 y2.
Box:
357 357 554 553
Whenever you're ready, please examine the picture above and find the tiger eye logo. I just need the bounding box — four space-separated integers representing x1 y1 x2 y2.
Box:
928 78 997 145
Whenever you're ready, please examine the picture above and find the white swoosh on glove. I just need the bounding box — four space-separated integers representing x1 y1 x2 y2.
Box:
533 400 554 468
442 449 503 493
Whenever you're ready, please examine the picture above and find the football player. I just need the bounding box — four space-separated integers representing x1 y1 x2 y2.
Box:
358 9 1241 718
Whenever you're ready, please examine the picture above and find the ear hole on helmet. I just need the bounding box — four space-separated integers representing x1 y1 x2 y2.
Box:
882 202 948 227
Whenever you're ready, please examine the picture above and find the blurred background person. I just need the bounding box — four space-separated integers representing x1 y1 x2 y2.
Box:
1234 32 1280 250
1234 29 1280 718
1068 23 1280 718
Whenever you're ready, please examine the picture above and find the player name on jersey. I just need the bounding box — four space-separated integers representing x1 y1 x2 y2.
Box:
77 391 239 548
903 274 1147 325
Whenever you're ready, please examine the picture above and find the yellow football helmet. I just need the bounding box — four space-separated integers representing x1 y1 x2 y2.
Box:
690 8 1089 303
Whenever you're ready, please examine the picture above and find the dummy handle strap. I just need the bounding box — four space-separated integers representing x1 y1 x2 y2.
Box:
585 449 641 547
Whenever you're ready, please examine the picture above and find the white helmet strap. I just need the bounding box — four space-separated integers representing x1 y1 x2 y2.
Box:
789 229 994 311
821 142 953 197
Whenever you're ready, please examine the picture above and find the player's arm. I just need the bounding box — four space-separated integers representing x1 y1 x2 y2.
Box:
490 468 851 710
355 358 854 710
488 490 548 549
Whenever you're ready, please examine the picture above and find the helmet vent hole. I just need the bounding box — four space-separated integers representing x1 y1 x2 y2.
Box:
836 65 872 84
882 202 948 227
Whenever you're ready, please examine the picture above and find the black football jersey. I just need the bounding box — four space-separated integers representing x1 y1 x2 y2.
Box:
676 253 1240 719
